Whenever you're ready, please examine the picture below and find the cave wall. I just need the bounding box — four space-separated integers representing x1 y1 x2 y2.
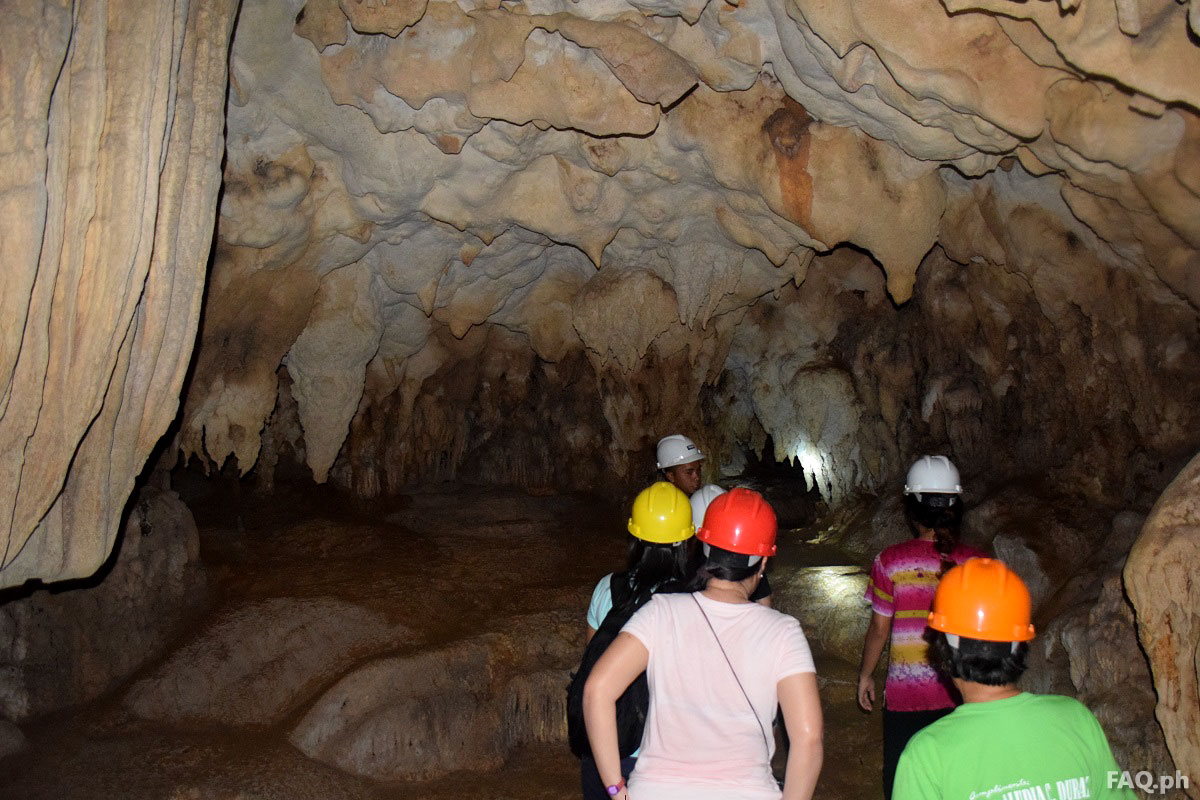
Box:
0 0 1194 780
0 487 207 722
177 0 1200 505
0 0 238 590
0 0 1194 586
1127 451 1200 793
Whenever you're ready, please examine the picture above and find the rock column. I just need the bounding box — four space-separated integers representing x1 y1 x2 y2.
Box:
0 0 238 589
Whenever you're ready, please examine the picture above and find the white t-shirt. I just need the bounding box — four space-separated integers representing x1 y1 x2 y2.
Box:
621 592 816 800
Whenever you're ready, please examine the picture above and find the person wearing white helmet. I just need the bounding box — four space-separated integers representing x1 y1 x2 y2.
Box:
656 434 705 497
857 455 987 800
692 483 773 608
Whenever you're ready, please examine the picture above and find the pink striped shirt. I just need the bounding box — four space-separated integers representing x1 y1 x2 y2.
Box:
865 539 985 712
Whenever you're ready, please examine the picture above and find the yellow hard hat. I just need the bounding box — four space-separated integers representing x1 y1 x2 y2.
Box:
628 481 695 544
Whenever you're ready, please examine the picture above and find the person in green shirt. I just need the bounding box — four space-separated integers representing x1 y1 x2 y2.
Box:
894 558 1135 800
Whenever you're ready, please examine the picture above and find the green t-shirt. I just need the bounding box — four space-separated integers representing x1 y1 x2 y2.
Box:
894 692 1135 800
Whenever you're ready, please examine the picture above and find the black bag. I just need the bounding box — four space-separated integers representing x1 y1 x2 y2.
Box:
566 573 654 759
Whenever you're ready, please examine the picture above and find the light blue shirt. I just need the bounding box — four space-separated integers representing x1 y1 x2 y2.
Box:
586 572 615 631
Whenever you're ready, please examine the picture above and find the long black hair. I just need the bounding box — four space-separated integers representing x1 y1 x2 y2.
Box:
612 537 695 616
905 493 963 578
684 543 761 592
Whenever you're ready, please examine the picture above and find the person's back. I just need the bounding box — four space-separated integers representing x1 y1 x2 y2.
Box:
583 488 822 800
894 559 1134 800
869 537 985 711
622 592 813 796
575 481 697 800
897 693 1128 800
859 455 983 800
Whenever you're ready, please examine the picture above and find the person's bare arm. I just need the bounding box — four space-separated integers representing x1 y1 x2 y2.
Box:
779 671 823 800
583 632 649 799
857 612 892 712
585 626 596 645
756 594 773 608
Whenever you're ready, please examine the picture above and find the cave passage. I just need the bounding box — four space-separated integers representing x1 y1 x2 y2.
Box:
1 0 1198 795
0 479 878 800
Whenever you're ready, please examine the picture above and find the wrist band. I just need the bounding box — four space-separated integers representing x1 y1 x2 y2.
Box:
606 778 625 796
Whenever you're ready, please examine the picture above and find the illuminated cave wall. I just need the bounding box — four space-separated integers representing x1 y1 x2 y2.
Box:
177 0 1200 506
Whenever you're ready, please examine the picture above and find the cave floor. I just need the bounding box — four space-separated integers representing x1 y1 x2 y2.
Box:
0 482 882 800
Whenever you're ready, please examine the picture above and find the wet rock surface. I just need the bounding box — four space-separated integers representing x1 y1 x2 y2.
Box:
0 485 886 799
123 597 410 728
0 719 25 760
0 487 207 722
0 0 237 589
290 612 575 780
773 565 870 666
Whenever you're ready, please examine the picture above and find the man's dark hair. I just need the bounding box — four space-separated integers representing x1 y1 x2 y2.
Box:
928 629 1029 686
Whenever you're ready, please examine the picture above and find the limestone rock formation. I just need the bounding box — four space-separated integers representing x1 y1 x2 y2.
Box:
123 597 409 728
773 566 869 665
1025 511 1180 792
1127 452 1200 799
289 610 576 780
0 488 207 721
0 719 24 761
0 0 238 589
0 0 1197 697
167 0 1200 525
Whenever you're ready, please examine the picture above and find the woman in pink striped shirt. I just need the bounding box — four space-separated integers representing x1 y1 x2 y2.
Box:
857 456 987 800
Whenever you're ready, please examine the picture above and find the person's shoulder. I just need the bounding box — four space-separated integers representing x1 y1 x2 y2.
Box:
752 604 807 636
904 710 956 756
650 591 692 607
955 543 989 560
1026 693 1094 718
878 537 921 562
635 591 687 613
924 702 994 746
591 572 615 596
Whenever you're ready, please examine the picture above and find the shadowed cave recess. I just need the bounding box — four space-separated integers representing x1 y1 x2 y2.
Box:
1 0 1199 797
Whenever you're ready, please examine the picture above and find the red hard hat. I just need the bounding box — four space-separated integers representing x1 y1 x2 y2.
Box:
696 488 777 557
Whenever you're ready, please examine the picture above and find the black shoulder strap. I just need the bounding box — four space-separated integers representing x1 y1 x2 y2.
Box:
596 573 637 636
610 572 631 609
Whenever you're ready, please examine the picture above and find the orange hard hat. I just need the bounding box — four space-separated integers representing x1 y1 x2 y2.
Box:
696 488 777 557
928 558 1035 642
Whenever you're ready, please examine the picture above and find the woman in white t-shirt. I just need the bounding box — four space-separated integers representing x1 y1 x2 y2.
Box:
583 488 823 800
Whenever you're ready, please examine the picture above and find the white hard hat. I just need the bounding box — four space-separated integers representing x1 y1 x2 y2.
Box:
690 484 727 528
904 455 963 499
656 434 704 469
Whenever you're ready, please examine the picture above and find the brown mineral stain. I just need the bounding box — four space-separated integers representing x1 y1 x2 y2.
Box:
460 243 481 266
763 97 814 227
436 133 464 155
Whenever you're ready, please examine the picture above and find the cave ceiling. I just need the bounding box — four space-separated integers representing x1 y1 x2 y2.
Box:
178 0 1200 502
4 0 1200 588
